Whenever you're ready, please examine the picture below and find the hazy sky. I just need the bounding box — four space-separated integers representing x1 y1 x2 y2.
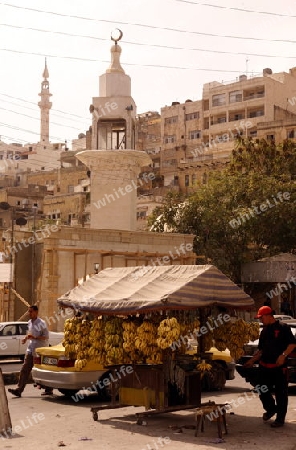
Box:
0 0 296 147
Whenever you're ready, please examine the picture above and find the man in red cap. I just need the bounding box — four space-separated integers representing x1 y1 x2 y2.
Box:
244 305 296 427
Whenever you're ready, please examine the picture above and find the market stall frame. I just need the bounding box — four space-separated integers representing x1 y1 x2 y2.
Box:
57 265 255 420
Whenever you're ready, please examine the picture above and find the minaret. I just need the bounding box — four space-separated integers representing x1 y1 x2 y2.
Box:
38 59 52 145
76 31 151 231
89 29 136 150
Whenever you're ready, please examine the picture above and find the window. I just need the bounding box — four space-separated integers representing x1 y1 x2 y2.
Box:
162 159 177 168
185 175 189 186
192 174 197 185
164 135 175 144
266 134 274 141
19 324 28 335
229 91 242 103
217 117 227 123
2 325 17 336
212 93 226 107
137 211 147 219
68 185 74 193
165 116 178 125
287 130 295 139
202 173 208 184
185 112 199 121
189 130 201 140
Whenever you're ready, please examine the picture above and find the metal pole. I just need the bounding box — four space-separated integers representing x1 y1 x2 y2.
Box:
32 207 37 305
8 207 15 321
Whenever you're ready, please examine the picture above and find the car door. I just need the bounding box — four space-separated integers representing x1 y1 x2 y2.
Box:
0 324 19 356
17 323 28 355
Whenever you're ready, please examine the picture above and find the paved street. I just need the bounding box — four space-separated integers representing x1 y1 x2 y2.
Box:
1 372 296 450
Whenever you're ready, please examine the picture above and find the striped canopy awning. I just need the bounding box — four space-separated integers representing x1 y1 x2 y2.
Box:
57 265 254 315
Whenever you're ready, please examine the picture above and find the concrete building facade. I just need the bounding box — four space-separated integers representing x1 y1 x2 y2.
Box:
159 67 296 191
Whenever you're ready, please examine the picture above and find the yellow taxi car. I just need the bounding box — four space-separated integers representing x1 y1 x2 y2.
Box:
32 343 235 398
32 344 110 398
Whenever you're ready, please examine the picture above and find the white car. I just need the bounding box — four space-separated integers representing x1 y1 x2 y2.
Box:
274 315 296 324
0 322 63 360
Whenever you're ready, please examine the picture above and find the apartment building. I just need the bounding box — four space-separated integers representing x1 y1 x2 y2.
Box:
136 111 162 185
160 67 296 192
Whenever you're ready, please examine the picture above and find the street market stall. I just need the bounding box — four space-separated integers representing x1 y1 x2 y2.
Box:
56 264 257 419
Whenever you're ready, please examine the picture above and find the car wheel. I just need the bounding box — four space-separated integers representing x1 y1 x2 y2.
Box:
97 371 119 401
201 361 226 391
58 388 79 397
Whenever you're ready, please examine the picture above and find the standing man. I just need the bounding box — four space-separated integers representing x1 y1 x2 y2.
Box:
244 305 296 427
8 305 53 397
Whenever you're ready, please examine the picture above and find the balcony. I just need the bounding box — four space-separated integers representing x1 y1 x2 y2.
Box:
247 108 264 119
229 112 245 122
243 87 265 101
210 116 227 126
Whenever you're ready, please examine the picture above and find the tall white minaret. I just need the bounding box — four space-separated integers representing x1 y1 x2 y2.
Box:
38 59 52 145
76 31 151 231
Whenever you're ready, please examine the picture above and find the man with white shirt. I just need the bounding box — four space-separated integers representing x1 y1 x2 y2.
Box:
8 305 53 397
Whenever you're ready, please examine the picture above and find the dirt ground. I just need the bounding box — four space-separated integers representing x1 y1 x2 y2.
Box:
2 381 296 450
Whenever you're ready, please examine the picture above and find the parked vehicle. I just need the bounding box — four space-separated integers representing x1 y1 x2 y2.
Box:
32 344 117 398
0 322 63 360
273 315 296 324
32 342 235 398
236 324 296 385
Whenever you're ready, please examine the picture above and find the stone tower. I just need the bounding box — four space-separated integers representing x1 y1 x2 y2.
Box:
38 59 52 145
76 31 151 231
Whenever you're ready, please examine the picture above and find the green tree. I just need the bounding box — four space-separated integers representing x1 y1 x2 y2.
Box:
148 138 296 282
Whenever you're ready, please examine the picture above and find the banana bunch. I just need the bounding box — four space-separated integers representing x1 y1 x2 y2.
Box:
185 317 201 334
63 316 85 357
74 319 92 369
146 349 163 365
74 358 88 370
87 318 107 365
247 321 260 341
123 321 138 352
105 346 124 364
104 317 124 365
214 340 227 352
105 317 122 334
212 318 260 360
135 320 162 363
197 360 212 371
135 321 157 349
203 329 214 351
122 320 145 363
196 359 212 378
156 317 181 349
62 316 93 370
